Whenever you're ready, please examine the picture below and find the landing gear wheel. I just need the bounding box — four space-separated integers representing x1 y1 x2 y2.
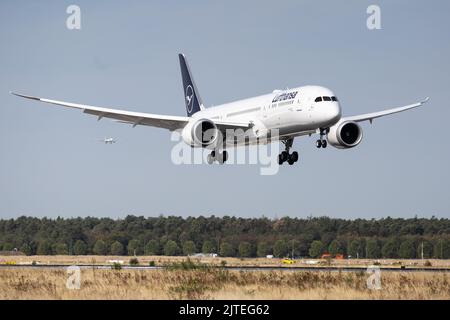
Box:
279 138 299 166
222 150 228 162
208 149 228 164
278 154 284 165
291 151 299 162
207 154 214 165
317 128 329 149
216 152 224 164
316 140 322 148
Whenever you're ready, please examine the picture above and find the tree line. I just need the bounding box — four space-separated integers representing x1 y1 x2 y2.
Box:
0 215 449 259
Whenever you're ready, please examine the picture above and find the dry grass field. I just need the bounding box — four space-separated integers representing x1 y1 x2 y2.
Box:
1 256 449 299
0 266 449 300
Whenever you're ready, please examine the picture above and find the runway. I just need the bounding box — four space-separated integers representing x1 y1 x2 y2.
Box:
1 264 449 273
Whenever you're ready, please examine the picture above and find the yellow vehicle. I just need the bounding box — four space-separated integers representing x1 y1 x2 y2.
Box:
5 261 17 265
281 258 295 265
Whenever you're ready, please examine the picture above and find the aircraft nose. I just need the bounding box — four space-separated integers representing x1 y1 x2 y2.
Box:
330 102 341 122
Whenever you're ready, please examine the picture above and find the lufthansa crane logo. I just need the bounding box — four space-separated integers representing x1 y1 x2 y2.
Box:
185 85 194 113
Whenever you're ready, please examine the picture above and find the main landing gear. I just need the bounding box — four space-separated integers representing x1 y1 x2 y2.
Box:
278 138 299 165
207 149 228 164
316 128 329 148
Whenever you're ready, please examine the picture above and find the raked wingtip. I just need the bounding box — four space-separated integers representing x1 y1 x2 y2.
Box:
9 92 41 101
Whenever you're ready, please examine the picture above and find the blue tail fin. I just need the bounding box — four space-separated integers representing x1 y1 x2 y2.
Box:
179 54 204 116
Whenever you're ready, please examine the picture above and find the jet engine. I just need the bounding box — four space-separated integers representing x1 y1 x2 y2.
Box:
181 118 219 147
327 120 363 149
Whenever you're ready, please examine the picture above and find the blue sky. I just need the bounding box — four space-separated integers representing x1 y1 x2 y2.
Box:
1 0 449 219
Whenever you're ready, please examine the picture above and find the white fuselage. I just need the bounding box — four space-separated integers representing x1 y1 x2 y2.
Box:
190 85 341 146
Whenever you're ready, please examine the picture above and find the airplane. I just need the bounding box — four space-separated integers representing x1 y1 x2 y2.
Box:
11 53 428 166
98 137 117 144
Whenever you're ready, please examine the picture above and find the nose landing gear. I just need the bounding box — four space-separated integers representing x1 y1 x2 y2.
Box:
316 128 329 148
316 139 327 148
278 138 299 165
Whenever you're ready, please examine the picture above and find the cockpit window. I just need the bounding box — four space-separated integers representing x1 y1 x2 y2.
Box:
316 96 338 102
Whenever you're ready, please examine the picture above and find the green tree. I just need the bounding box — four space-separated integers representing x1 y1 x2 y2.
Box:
417 241 433 259
93 240 108 255
73 240 87 255
348 239 362 258
257 242 270 257
37 241 52 255
111 241 124 255
328 240 342 256
434 239 450 259
2 243 14 251
145 240 160 255
399 240 416 259
127 239 141 256
238 242 254 257
164 240 179 256
202 240 216 254
219 242 235 257
382 239 399 258
20 243 32 256
366 239 380 258
289 239 308 258
309 240 324 258
182 240 196 255
2 215 450 259
273 240 288 258
54 243 68 255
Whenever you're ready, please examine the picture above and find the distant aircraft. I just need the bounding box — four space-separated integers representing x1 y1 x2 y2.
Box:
98 137 117 144
11 53 429 165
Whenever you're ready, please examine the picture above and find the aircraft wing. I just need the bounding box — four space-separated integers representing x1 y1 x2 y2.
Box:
342 97 429 123
11 92 190 131
11 92 252 132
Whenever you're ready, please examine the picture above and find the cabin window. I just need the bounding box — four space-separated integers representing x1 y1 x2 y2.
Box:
315 97 322 102
331 96 338 101
323 96 332 101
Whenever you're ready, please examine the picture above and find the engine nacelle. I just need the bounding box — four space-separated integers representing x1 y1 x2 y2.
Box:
181 118 219 147
327 120 363 149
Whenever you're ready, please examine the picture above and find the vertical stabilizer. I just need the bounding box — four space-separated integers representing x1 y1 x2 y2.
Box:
179 53 204 116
